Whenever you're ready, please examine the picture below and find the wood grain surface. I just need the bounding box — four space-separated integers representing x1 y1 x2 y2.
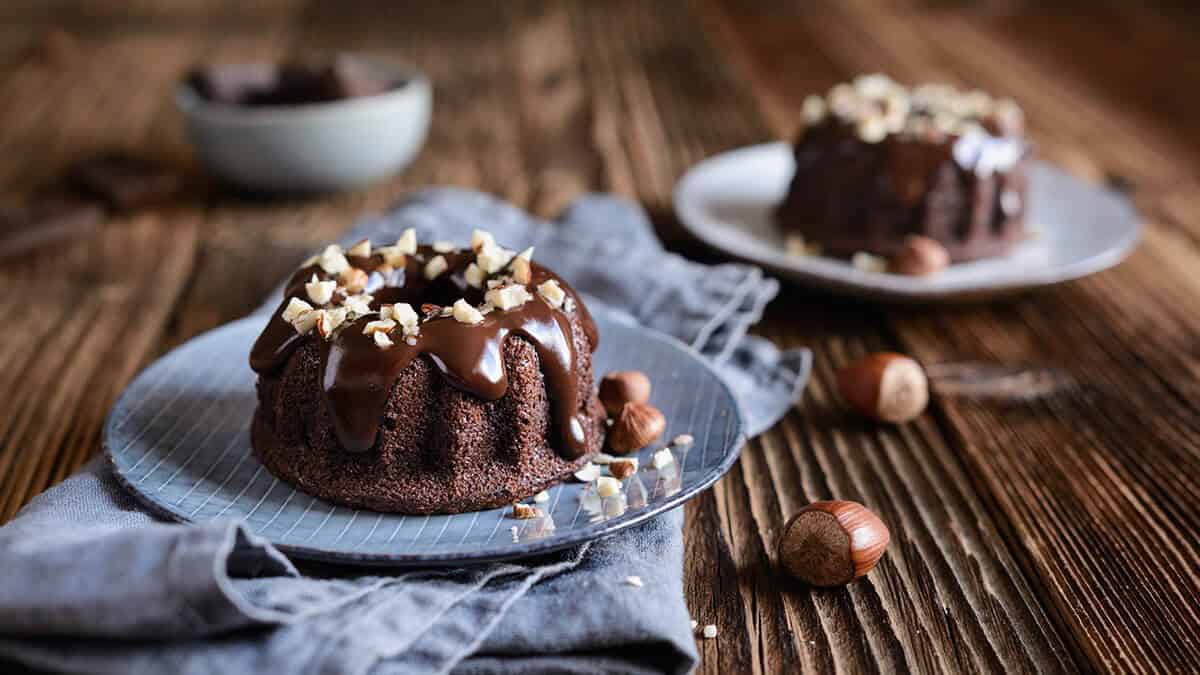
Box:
2 1 1198 672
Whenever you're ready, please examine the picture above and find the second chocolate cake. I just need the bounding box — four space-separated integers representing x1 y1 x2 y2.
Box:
776 74 1030 264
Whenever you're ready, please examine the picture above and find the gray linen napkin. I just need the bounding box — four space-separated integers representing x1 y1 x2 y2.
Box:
0 188 810 675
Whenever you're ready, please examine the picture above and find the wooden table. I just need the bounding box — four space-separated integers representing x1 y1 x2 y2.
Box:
2 1 1198 672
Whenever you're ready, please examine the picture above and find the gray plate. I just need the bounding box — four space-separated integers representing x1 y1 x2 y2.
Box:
674 142 1141 302
105 311 746 566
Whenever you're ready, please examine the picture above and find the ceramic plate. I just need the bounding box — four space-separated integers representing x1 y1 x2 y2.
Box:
673 142 1141 302
105 310 749 566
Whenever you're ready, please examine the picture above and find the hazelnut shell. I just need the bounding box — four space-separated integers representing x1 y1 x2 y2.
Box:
599 371 652 417
607 402 665 454
836 352 928 423
777 500 890 587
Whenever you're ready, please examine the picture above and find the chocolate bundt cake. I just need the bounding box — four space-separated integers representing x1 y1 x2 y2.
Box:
776 74 1030 263
249 229 606 514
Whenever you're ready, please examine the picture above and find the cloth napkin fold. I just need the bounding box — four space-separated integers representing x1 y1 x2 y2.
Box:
0 188 810 675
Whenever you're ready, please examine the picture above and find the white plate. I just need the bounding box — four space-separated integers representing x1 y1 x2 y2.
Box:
673 142 1140 302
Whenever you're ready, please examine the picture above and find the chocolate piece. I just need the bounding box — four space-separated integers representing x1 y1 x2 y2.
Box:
68 153 184 210
250 243 606 514
0 198 104 261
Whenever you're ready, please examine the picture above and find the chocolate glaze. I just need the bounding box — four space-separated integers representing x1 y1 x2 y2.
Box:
250 245 597 458
776 117 1029 263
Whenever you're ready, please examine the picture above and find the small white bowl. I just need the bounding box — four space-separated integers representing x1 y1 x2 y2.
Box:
176 58 432 192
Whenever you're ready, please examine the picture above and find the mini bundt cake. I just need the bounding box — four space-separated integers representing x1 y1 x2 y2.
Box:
249 229 606 514
776 74 1030 263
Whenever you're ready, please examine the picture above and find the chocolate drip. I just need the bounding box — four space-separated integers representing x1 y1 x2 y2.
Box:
250 244 597 459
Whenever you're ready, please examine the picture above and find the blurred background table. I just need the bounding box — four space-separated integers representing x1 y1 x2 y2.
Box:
2 1 1198 672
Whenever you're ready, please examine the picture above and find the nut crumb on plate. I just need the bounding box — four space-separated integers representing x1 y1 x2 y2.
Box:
573 463 601 482
511 502 539 519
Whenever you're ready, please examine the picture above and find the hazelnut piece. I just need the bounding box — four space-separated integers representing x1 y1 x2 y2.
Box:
339 267 369 294
609 458 638 479
836 352 928 423
889 235 949 276
607 402 665 454
776 500 890 587
598 371 651 417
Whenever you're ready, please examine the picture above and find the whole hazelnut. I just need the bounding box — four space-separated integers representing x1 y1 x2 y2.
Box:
776 500 890 587
889 235 949 276
598 371 652 417
837 352 928 423
607 402 665 454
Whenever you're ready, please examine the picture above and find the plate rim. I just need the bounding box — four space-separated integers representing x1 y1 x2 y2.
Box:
104 310 748 566
673 141 1142 302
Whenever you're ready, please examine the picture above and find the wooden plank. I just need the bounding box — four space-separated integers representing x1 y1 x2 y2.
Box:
707 0 1200 671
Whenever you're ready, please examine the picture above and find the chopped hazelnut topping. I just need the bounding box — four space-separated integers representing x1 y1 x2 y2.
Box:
317 245 350 275
390 302 420 336
314 310 335 339
471 229 496 252
282 297 314 324
325 306 348 331
511 502 539 519
857 116 888 143
373 331 394 349
623 575 644 588
347 239 371 258
596 476 621 498
376 245 407 268
485 284 532 311
291 309 319 335
432 240 455 253
343 294 373 318
395 228 417 255
652 447 675 470
464 263 486 289
452 298 484 325
363 318 396 335
533 490 550 503
801 95 826 124
305 275 337 306
476 244 515 274
486 277 506 289
517 246 534 261
510 256 532 285
339 267 369 294
690 619 699 631
537 279 566 308
424 255 449 280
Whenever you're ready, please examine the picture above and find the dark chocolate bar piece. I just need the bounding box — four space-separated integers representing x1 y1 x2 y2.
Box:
68 153 184 211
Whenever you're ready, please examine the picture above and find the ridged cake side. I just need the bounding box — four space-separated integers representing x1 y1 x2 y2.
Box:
253 310 605 514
